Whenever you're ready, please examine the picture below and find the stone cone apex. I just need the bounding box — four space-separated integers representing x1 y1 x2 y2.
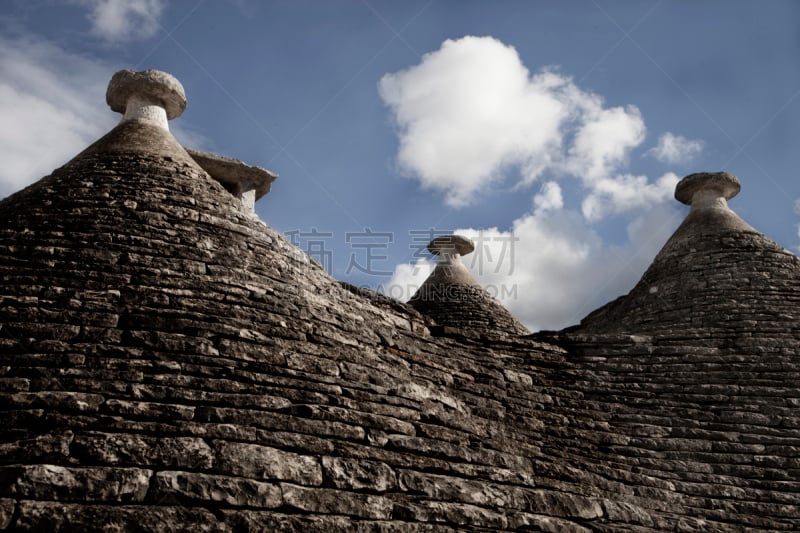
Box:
408 235 528 337
45 69 199 175
577 171 800 335
54 68 274 213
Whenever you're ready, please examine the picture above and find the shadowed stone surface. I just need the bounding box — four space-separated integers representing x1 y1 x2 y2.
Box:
1 69 799 531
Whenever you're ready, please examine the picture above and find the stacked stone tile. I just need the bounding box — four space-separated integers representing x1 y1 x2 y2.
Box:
0 70 799 531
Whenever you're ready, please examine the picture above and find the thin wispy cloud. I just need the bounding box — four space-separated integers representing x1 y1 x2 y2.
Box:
0 35 115 198
81 0 165 42
647 132 703 165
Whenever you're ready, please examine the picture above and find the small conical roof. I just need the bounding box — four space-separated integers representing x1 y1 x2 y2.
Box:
577 172 800 335
408 235 528 336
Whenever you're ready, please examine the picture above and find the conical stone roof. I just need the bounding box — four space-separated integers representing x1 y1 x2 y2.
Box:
408 235 528 337
577 171 800 336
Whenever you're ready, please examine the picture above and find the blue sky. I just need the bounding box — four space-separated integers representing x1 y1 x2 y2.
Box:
2 0 799 331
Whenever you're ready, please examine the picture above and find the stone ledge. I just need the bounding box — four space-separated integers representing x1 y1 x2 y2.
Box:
185 148 276 211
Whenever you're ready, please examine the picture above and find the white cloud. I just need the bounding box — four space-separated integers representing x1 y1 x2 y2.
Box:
379 35 651 209
379 36 567 207
794 199 800 252
383 259 434 302
581 172 680 221
386 203 683 331
0 35 116 199
564 105 645 183
647 132 703 165
81 0 165 42
533 181 563 213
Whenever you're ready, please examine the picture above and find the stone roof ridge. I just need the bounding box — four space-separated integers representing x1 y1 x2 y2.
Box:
408 234 529 337
573 171 800 336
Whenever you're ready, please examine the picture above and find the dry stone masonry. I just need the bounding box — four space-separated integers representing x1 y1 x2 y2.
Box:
1 69 799 532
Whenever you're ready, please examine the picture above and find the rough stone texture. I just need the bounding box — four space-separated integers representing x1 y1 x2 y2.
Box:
1 73 800 531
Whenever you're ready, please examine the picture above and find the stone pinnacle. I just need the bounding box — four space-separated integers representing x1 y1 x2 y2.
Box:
106 69 187 130
428 235 475 259
675 171 741 210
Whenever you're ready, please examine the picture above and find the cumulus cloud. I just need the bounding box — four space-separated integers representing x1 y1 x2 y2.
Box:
533 181 563 213
0 35 116 199
379 35 653 209
379 37 567 207
647 132 703 165
581 172 680 221
81 0 165 42
563 105 645 183
381 36 694 330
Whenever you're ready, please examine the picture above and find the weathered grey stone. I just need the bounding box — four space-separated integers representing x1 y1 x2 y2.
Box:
321 456 397 491
398 470 511 508
213 441 322 485
505 512 590 533
393 501 508 529
427 235 475 256
7 392 105 412
221 511 375 533
1 465 151 502
14 501 228 532
152 471 282 508
103 399 195 421
280 483 393 519
71 433 214 469
0 431 73 462
409 235 528 336
675 171 740 205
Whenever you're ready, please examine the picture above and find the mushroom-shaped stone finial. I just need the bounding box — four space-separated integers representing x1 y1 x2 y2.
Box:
675 172 741 210
106 69 187 130
428 235 475 264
